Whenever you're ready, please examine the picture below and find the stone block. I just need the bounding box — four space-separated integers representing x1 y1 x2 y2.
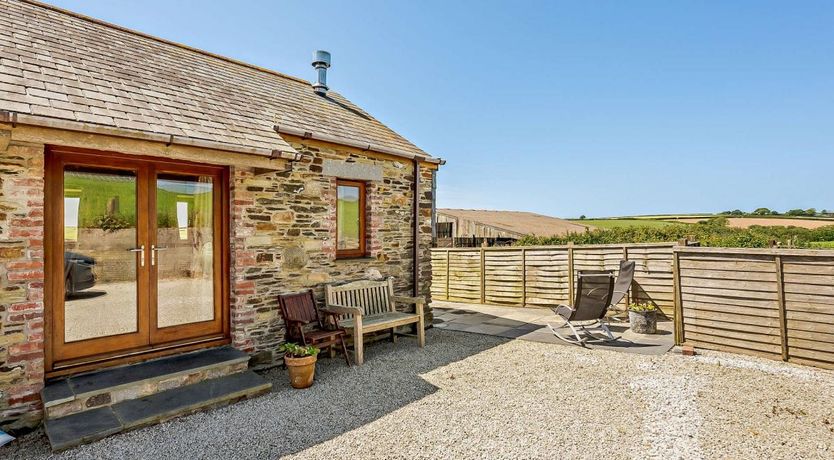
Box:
306 271 330 284
272 211 294 223
282 246 308 269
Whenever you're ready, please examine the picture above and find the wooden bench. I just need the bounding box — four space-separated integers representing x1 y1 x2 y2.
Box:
324 278 425 365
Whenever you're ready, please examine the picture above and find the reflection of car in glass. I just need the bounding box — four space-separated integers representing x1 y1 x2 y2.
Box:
64 252 96 295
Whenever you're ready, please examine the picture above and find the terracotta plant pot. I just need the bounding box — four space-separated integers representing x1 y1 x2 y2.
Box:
629 310 657 334
284 355 317 389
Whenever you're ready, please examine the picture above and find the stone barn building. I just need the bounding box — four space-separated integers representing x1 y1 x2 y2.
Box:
0 0 442 437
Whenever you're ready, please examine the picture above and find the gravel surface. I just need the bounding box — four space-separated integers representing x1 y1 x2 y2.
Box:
4 329 833 459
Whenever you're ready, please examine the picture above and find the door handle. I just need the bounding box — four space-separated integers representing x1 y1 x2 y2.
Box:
151 245 168 266
127 245 146 267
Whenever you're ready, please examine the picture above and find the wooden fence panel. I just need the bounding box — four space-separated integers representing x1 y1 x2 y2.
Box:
484 250 524 305
447 250 482 302
624 246 676 315
676 248 834 370
430 250 449 300
782 255 834 368
678 251 782 360
523 248 570 306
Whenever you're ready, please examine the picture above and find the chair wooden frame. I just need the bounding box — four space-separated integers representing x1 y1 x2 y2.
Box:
277 290 351 366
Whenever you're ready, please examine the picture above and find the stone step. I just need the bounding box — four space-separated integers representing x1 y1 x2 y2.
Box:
44 370 272 452
42 346 250 419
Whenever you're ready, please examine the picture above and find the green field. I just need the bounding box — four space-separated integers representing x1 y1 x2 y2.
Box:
570 219 685 229
810 241 834 248
337 198 360 249
64 173 209 230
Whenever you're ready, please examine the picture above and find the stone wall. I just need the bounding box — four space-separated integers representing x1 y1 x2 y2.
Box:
231 139 435 364
0 134 46 432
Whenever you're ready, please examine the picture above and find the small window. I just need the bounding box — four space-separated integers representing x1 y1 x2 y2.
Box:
336 180 366 258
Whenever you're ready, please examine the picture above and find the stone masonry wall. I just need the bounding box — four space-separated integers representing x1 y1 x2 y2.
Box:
231 139 435 365
0 134 46 432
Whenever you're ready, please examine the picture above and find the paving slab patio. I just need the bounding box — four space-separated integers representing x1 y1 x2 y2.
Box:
432 300 675 356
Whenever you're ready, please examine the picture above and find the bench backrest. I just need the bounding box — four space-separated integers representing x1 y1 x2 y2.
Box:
325 278 395 317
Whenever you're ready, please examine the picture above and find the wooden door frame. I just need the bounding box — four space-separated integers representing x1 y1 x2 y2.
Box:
44 146 231 377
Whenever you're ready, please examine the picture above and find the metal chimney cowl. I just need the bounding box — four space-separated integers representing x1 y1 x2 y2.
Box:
312 50 331 95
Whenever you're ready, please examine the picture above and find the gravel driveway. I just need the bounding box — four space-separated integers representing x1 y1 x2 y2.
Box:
4 329 833 459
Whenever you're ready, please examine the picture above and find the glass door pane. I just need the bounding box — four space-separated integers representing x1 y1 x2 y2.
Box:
155 174 215 328
63 166 139 342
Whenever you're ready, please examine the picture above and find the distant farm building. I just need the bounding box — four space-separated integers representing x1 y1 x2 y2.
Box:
435 209 590 246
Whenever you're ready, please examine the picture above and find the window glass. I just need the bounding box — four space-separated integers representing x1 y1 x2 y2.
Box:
337 184 361 251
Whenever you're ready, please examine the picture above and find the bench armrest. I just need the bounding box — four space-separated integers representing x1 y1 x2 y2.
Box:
321 304 363 316
391 295 425 317
391 295 426 305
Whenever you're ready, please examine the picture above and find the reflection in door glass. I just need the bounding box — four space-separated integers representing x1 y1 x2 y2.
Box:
63 166 139 342
156 174 214 328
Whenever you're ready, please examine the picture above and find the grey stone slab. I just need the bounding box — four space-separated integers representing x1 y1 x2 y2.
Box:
438 322 470 332
462 324 517 336
113 371 271 428
517 331 563 345
42 379 74 407
44 407 122 452
513 323 546 333
445 314 493 325
496 328 526 339
322 159 383 181
483 317 527 328
588 340 674 356
69 346 248 396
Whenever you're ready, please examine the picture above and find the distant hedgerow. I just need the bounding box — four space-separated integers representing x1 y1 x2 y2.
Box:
515 217 834 249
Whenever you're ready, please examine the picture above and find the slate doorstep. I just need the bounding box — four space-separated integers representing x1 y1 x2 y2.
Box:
45 371 272 452
42 346 250 419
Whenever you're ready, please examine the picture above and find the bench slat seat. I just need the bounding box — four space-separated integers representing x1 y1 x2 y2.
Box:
338 312 420 333
325 278 426 365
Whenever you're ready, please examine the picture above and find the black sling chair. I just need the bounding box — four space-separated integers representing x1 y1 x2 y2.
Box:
547 272 616 345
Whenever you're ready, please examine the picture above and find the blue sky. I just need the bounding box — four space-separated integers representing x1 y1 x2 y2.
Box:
49 0 834 218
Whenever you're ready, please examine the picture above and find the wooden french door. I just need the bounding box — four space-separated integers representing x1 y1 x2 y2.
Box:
46 148 229 371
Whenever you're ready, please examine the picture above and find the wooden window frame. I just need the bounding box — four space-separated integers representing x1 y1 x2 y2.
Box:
335 180 367 259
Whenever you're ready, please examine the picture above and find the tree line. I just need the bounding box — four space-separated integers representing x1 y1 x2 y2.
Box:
721 207 832 217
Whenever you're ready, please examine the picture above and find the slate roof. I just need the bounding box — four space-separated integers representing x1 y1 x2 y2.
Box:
0 0 435 160
438 209 591 238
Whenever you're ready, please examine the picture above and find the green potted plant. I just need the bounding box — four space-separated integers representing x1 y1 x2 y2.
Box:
279 343 320 389
628 302 658 334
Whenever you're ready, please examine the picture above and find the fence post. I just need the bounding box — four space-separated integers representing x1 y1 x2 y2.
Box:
567 242 575 303
622 246 630 306
672 249 684 345
774 255 789 362
480 247 486 304
521 248 527 307
445 250 450 301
